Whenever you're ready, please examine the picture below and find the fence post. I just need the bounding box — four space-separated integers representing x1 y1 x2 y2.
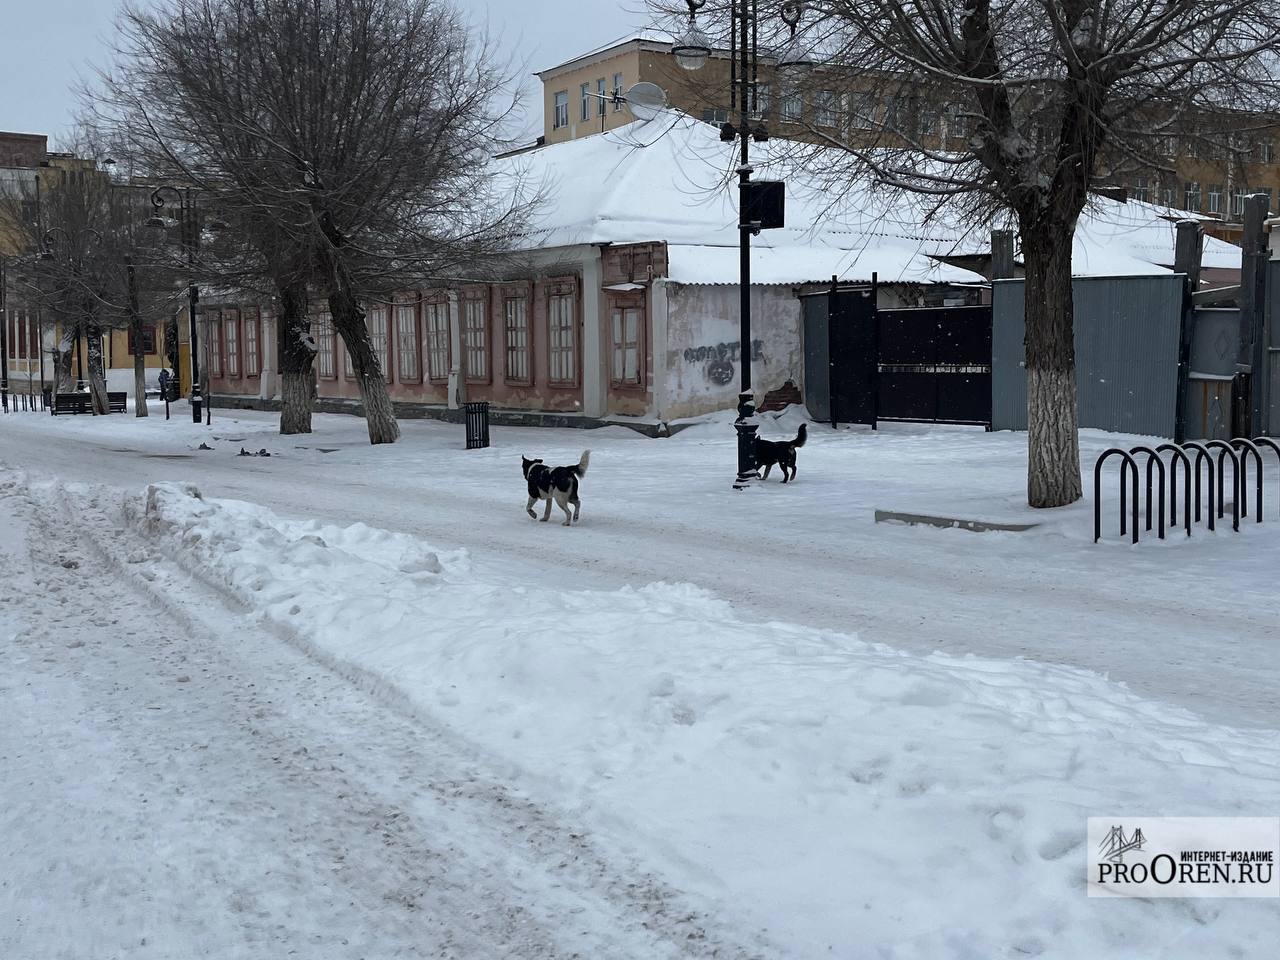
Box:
1173 220 1204 444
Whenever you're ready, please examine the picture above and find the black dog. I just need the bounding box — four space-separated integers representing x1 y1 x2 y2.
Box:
522 450 590 526
755 423 806 482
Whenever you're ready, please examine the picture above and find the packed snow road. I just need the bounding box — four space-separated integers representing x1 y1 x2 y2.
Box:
1 406 1277 728
0 472 768 959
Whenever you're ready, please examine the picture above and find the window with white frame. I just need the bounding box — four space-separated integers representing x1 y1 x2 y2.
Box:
701 108 729 125
315 312 336 378
223 311 239 377
1161 185 1174 207
244 310 260 376
1232 189 1248 216
425 301 449 381
814 90 838 128
916 104 940 138
612 73 624 110
204 312 221 377
1184 181 1201 211
610 303 643 386
850 92 878 129
885 96 906 129
368 305 390 379
553 91 569 129
580 83 591 122
780 88 802 123
395 301 420 381
596 78 607 117
548 291 577 385
504 296 531 384
945 102 970 139
756 83 771 117
1132 177 1150 203
463 296 489 383
1258 139 1275 163
1208 183 1224 214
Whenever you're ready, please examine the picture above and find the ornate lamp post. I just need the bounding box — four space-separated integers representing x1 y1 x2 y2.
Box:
148 186 203 423
673 0 809 489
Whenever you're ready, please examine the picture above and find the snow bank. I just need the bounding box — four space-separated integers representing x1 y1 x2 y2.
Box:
129 483 1280 958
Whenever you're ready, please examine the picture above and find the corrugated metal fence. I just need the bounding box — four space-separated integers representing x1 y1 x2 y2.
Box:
992 275 1185 437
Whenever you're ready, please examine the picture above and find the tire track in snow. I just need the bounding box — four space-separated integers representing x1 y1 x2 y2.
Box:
0 472 773 960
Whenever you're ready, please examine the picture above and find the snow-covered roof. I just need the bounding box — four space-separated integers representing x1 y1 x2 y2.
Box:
1069 197 1241 275
498 112 1242 285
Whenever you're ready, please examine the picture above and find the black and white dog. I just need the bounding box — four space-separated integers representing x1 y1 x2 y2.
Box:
755 423 807 482
522 450 590 526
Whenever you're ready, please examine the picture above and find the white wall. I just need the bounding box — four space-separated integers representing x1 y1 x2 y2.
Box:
660 282 804 421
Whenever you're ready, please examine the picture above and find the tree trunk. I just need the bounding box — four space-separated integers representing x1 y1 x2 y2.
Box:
52 348 73 393
133 343 149 417
85 321 110 416
127 260 148 417
1021 225 1083 508
277 282 315 435
327 285 400 445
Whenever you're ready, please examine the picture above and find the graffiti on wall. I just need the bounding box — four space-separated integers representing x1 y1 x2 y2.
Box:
683 339 766 386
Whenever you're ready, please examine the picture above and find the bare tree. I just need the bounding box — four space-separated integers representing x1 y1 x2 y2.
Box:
94 0 529 444
660 0 1280 506
0 163 176 415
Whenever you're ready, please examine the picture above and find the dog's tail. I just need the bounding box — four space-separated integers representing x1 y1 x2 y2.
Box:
792 423 808 448
574 450 591 476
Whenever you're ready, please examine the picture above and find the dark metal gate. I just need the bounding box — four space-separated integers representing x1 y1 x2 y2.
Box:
877 305 992 427
815 279 992 429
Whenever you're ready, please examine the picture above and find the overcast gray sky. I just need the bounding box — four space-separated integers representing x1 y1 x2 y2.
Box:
0 0 647 146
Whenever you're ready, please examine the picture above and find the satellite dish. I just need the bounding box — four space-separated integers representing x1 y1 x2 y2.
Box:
623 82 668 123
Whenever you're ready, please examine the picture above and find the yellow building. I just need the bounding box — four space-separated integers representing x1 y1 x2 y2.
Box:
535 34 1280 233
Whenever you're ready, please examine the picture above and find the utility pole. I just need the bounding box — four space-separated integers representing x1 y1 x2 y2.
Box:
1236 194 1268 438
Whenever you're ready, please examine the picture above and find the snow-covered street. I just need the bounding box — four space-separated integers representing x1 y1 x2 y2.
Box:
2 406 1279 958
0 467 764 959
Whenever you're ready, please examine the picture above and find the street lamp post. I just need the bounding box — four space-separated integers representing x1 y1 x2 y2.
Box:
1 255 10 413
149 186 203 424
673 0 808 489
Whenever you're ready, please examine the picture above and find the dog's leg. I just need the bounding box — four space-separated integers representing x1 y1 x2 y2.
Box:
556 492 573 526
761 463 772 480
541 498 553 522
526 496 538 519
570 496 581 522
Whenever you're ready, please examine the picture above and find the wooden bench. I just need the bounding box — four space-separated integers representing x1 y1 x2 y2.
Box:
51 392 128 415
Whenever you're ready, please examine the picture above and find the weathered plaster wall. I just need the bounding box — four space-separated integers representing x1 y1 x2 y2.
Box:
660 282 804 421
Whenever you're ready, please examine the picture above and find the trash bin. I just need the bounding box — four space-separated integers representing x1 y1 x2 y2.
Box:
464 401 490 450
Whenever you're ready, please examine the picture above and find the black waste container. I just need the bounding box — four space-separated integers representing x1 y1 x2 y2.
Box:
464 401 490 450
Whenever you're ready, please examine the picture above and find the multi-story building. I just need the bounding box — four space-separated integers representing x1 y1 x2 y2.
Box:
1 132 181 400
534 33 1280 237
